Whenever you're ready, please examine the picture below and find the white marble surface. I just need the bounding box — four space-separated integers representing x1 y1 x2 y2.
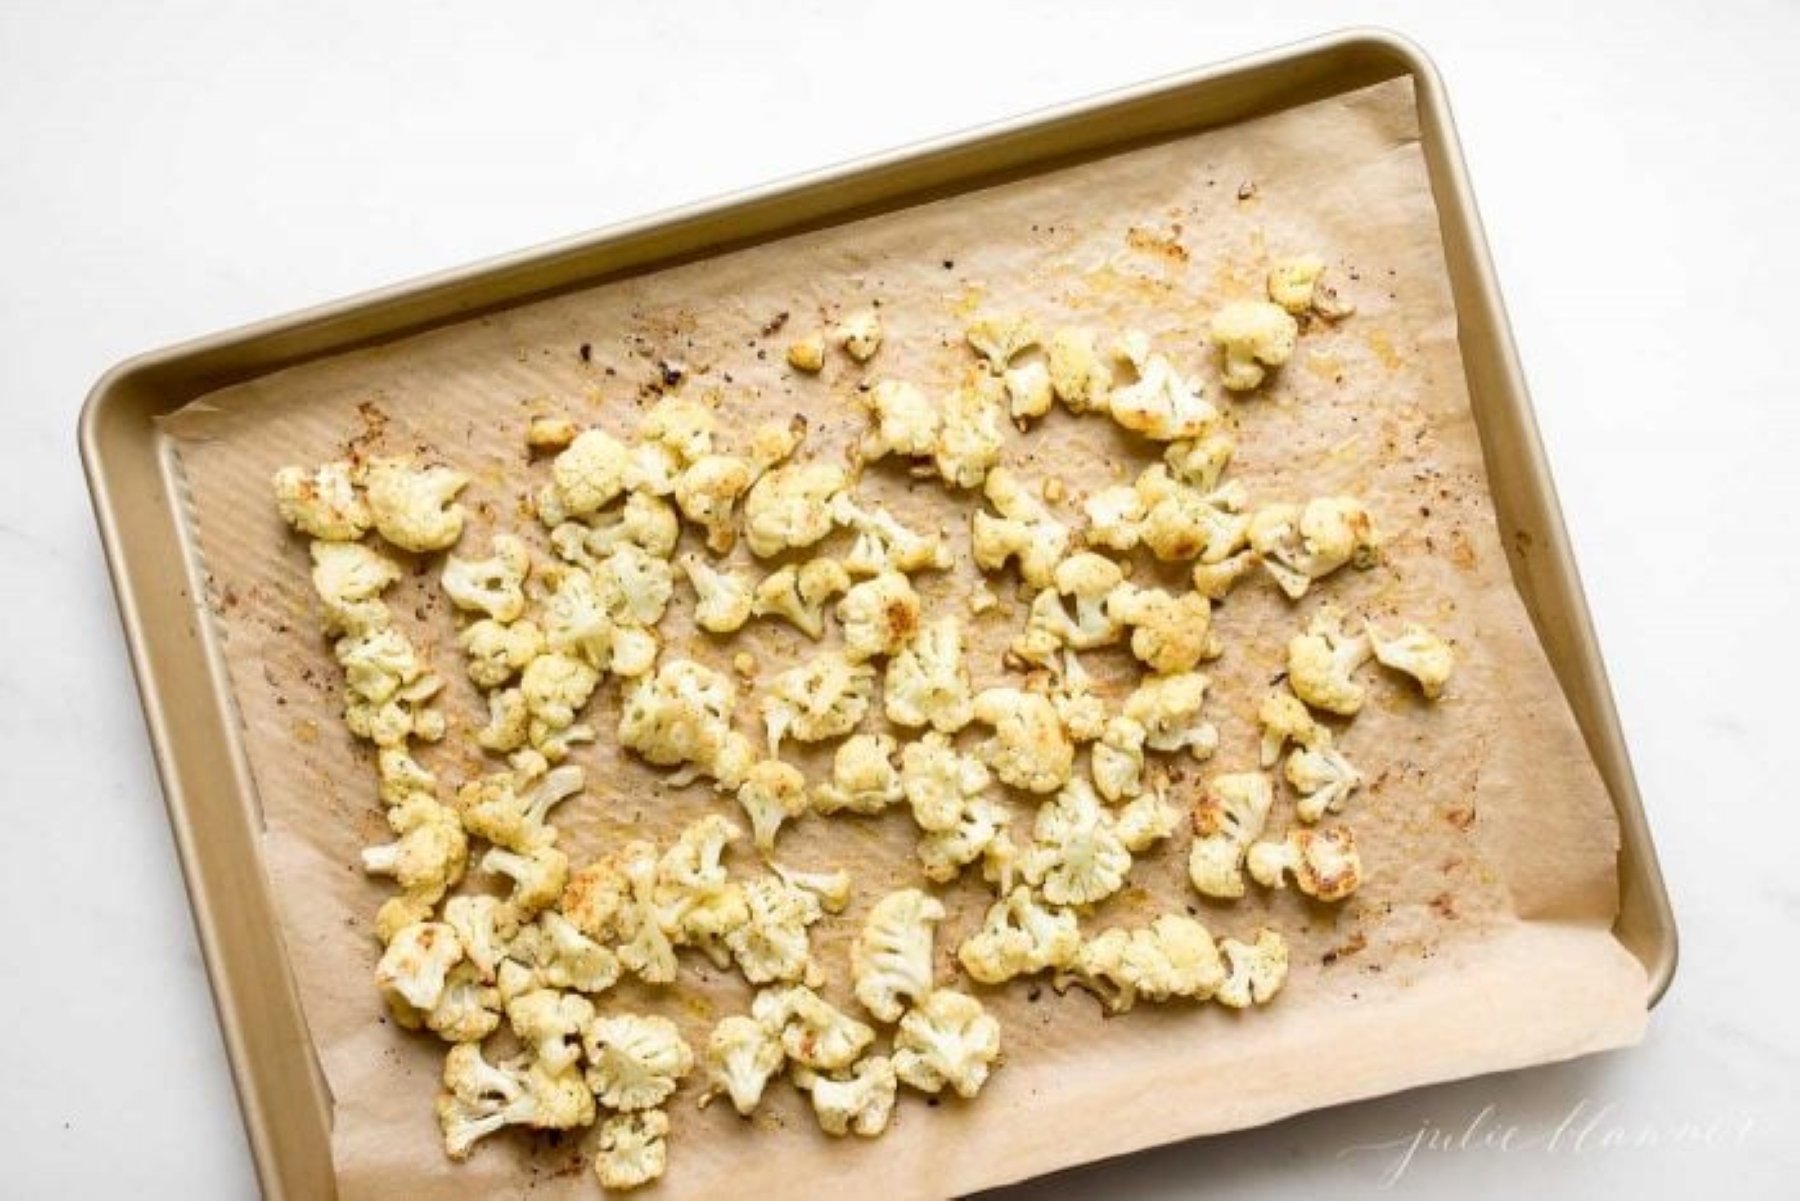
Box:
3 1 1795 1196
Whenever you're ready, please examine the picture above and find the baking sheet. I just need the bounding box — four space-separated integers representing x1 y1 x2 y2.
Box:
164 76 1647 1198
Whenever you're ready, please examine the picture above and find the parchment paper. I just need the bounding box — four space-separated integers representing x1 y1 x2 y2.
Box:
166 77 1648 1199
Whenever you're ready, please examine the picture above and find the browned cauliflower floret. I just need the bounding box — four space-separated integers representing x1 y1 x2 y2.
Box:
1286 607 1374 716
1107 582 1218 674
884 616 975 733
835 571 921 663
933 375 1008 488
971 466 1072 589
273 461 370 541
1187 771 1274 900
1368 620 1455 699
1247 824 1363 901
742 462 846 557
760 653 875 752
1247 497 1378 600
1209 300 1299 392
972 687 1075 794
1047 327 1112 413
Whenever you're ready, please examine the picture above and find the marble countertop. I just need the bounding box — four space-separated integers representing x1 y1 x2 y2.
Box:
4 2 1794 1196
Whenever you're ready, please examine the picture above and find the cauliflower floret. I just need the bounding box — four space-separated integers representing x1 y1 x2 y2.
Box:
593 543 674 628
1019 776 1132 906
787 332 826 372
508 987 595 1074
460 618 544 690
273 461 370 541
832 494 952 576
1091 715 1147 802
476 687 529 752
736 759 810 851
359 457 468 552
679 553 753 634
1187 771 1274 900
584 1014 695 1111
884 616 975 733
434 1043 528 1160
376 745 436 807
726 874 826 985
793 1055 898 1138
362 797 467 909
377 920 464 1013
618 657 738 773
1288 741 1363 823
1247 825 1363 901
891 989 1001 1099
972 687 1075 794
1368 621 1455 700
1067 914 1225 1013
441 535 530 622
852 888 946 1022
813 733 903 815
958 887 1081 984
1047 327 1112 413
552 492 682 567
483 844 569 923
674 454 756 553
628 397 717 496
971 466 1071 588
742 462 846 557
1003 360 1054 420
1038 651 1106 743
1081 484 1145 553
653 815 748 958
1134 467 1251 563
452 763 584 853
770 863 853 914
538 567 618 670
526 415 578 453
836 571 921 662
1258 689 1320 767
337 642 445 748
933 375 1008 488
520 652 600 759
965 312 1039 369
424 962 502 1043
1214 928 1290 1009
1248 497 1377 599
1190 550 1257 600
1123 671 1218 758
443 894 517 983
751 558 851 639
702 1014 785 1115
916 797 1012 885
1107 583 1218 674
1209 300 1299 392
834 308 883 361
899 730 991 832
860 378 941 461
564 841 679 984
759 653 875 751
538 430 630 524
1164 431 1237 491
1267 255 1325 314
753 985 876 1071
593 1110 669 1192
1013 552 1126 664
1105 348 1218 442
1114 786 1179 852
1287 607 1374 716
308 540 401 635
509 909 621 994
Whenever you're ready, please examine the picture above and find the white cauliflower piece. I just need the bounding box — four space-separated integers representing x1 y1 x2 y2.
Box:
363 456 469 553
1287 607 1374 716
593 1110 669 1192
363 797 467 909
736 759 810 851
335 625 446 746
482 844 570 922
793 1055 898 1138
679 553 753 634
309 539 401 636
434 1043 536 1160
273 461 370 541
752 985 876 1071
972 687 1075 794
971 466 1071 588
1215 928 1291 1009
442 894 516 983
376 920 464 1012
460 618 544 690
539 429 630 523
550 492 681 567
520 652 600 760
1134 466 1251 563
884 616 975 733
852 888 946 1023
1019 776 1132 906
1268 255 1326 314
563 841 678 985
860 378 939 461
1114 787 1180 853
702 1014 785 1116
1247 825 1363 902
618 657 738 773
832 493 952 576
375 745 436 807
1248 497 1378 600
1067 914 1225 1013
958 887 1081 984
1209 300 1299 392
1258 689 1320 767
834 308 883 361
452 763 584 853
1082 484 1145 553
1091 715 1147 802
441 535 530 622
653 814 748 959
835 571 921 663
932 375 1007 488
538 567 616 669
508 909 621 994
1187 771 1274 900
628 397 717 496
525 415 578 453
1164 431 1237 491
1123 671 1218 758
507 987 595 1074
584 1014 695 1111
813 733 903 815
916 797 1012 886
592 543 674 629
423 962 502 1043
1039 651 1105 743
1105 348 1218 442
759 653 875 751
742 461 846 557
1014 553 1126 664
1287 741 1363 823
1004 360 1054 420
1107 582 1218 674
751 557 851 639
726 875 826 986
965 312 1039 368
1047 327 1112 413
899 731 992 832
1190 550 1258 600
1368 621 1455 700
892 989 1001 1099
672 454 755 553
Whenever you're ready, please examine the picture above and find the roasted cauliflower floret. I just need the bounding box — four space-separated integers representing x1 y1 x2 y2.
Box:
1004 360 1054 420
916 797 1012 885
813 733 904 815
434 1043 532 1160
971 466 1072 589
1187 771 1274 900
273 461 370 541
1020 776 1132 906
834 308 883 361
1163 431 1237 491
750 557 851 640
1091 715 1147 802
360 456 469 552
835 571 921 663
1258 689 1320 767
965 312 1039 369
852 888 946 1023
736 759 810 851
673 454 756 553
860 378 940 461
423 962 503 1043
460 618 544 690
618 657 738 773
892 989 1001 1099
752 985 876 1071
1114 787 1180 853
1039 651 1106 743
628 397 717 496
702 1014 785 1116
1013 552 1126 663
1081 483 1146 553
1134 466 1251 564
652 814 748 957
1190 550 1258 600
593 1110 669 1192
564 840 679 985
1209 300 1299 392
508 909 621 995
584 1014 695 1111
308 539 401 636
972 687 1075 794
1067 914 1225 1013
958 887 1081 984
1287 607 1374 716
1123 671 1218 758
442 894 517 983
525 415 577 453
520 652 601 760
833 494 952 576
1107 582 1218 674
362 797 467 910
335 625 447 746
1248 497 1377 600
760 653 875 751
1214 928 1291 1009
933 376 1009 489
377 920 464 1013
507 986 595 1075
1368 621 1455 700
441 535 531 622
1287 741 1363 823
742 461 846 558
1247 825 1363 901
726 874 827 985
1267 254 1325 314
1047 327 1112 413
1105 342 1218 442
884 616 975 733
793 1054 898 1138
679 553 753 634
452 763 584 853
898 731 991 832
483 844 570 922
538 429 630 524
563 490 682 562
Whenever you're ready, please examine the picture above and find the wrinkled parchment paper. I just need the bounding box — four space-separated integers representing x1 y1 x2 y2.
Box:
166 77 1648 1199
